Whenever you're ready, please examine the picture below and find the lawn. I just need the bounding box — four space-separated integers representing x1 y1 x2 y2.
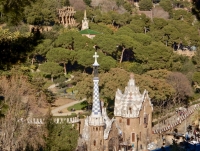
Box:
67 101 88 111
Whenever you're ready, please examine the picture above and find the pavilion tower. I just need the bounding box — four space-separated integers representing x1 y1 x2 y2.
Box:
81 10 89 30
88 52 105 151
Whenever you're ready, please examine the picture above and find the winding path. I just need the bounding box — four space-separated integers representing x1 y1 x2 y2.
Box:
51 98 86 116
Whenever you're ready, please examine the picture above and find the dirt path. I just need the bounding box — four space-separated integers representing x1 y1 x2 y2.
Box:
51 98 86 116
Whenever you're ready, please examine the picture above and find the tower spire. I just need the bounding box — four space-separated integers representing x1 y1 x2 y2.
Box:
91 52 101 117
84 10 87 20
81 10 89 30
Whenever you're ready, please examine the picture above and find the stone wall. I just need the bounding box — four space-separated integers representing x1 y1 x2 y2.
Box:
104 122 119 151
19 117 80 125
115 97 153 150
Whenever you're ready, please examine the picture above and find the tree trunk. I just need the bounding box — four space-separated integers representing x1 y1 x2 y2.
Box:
51 76 54 82
31 57 34 65
144 27 147 34
112 20 115 26
120 47 126 63
63 63 67 75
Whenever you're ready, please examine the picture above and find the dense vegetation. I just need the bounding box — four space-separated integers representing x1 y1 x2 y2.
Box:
1 0 200 150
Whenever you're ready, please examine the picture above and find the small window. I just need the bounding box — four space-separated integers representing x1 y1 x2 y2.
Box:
144 114 148 128
132 133 135 142
144 114 148 124
100 140 102 145
96 127 98 131
94 140 96 146
127 119 130 125
119 118 122 123
129 107 132 114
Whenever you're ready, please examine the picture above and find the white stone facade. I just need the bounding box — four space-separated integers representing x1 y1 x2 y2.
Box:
114 75 153 118
81 10 89 30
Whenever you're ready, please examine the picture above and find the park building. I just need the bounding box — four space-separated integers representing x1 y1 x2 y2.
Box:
79 52 153 151
80 10 100 39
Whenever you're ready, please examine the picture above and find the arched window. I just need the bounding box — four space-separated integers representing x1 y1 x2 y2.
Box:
94 140 96 146
96 127 98 131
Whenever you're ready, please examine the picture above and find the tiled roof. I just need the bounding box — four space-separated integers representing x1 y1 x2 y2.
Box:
80 29 100 35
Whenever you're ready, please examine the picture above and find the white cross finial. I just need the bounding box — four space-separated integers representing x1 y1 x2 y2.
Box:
93 52 99 66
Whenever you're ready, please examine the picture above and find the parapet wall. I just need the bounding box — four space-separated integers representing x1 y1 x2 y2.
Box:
19 117 80 125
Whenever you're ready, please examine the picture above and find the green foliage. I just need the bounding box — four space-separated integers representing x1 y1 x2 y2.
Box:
74 73 93 103
116 0 124 7
120 62 145 74
152 18 168 30
132 33 152 46
0 28 38 70
134 42 173 71
34 39 53 56
74 10 84 24
99 55 117 71
74 68 174 104
193 72 200 84
43 89 56 103
76 49 94 71
54 75 66 84
173 0 190 9
139 0 153 11
90 23 113 34
127 14 151 33
192 50 200 71
67 101 88 111
24 0 58 25
171 9 193 23
54 30 94 51
0 0 35 25
39 62 63 81
138 72 175 102
46 47 76 74
3 24 30 34
85 9 133 27
181 60 196 74
123 2 133 13
93 34 118 57
83 0 91 6
159 0 173 14
61 0 70 6
0 96 8 117
45 117 79 151
46 48 74 63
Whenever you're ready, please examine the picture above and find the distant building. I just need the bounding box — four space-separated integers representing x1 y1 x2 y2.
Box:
79 52 154 151
81 10 89 30
80 10 99 39
57 6 76 27
114 73 153 150
80 29 100 39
